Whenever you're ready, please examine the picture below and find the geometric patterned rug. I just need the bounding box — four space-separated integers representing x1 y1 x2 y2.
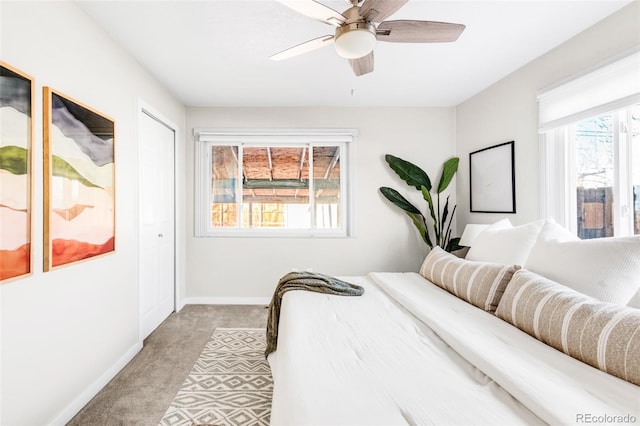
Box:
158 328 273 426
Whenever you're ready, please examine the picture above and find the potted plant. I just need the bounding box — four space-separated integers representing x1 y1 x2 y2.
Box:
379 154 462 252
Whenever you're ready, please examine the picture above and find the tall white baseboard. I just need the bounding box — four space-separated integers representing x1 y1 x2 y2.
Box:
49 341 143 426
181 297 270 306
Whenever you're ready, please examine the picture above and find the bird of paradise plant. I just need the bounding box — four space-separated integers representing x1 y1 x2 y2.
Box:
379 154 462 252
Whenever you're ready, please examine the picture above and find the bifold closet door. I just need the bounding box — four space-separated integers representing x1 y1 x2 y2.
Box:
139 110 175 340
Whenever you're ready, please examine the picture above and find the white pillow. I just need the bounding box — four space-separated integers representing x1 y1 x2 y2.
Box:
530 219 578 242
482 218 512 231
525 220 640 305
628 290 640 310
466 219 545 266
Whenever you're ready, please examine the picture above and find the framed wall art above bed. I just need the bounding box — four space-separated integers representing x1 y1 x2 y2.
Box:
470 141 516 213
43 87 115 271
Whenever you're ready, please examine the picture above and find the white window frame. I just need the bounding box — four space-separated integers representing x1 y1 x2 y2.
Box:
538 47 640 237
540 106 638 236
194 128 356 238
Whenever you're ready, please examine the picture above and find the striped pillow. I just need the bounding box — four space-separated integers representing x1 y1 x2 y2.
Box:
496 269 640 386
420 246 520 312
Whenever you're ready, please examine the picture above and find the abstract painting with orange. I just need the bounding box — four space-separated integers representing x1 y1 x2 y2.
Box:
0 63 32 282
44 88 115 270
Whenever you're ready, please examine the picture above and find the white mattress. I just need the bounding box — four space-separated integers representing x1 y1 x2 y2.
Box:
268 273 640 425
370 272 640 426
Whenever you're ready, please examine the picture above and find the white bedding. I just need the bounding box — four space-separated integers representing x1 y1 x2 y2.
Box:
268 273 640 426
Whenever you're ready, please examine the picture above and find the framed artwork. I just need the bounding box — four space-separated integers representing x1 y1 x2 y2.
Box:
0 62 33 282
43 87 115 271
469 141 516 213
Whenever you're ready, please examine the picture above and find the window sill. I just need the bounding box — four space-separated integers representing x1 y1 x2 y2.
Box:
196 229 350 238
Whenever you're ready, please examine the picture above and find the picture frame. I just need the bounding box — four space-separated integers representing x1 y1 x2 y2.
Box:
0 62 34 282
43 87 115 271
469 141 516 213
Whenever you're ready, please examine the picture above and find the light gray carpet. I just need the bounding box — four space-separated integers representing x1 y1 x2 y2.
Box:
159 328 272 426
67 305 269 426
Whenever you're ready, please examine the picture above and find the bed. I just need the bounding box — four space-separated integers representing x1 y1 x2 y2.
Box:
267 220 640 425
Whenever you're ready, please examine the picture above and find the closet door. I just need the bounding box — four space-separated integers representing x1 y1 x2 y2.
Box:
139 109 175 340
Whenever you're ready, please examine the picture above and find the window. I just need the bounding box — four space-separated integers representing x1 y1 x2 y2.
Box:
538 49 640 239
194 129 355 237
571 106 639 238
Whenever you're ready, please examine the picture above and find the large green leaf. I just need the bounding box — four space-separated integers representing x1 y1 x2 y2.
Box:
421 185 438 240
445 237 463 253
385 154 432 191
436 157 459 194
379 187 421 215
442 203 457 249
440 196 451 246
407 212 432 247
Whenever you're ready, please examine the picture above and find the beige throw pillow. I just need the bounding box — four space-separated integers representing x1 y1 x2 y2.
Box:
420 246 520 313
496 269 640 386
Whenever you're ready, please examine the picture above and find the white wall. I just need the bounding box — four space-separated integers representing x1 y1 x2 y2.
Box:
185 107 456 300
456 2 640 228
0 2 185 425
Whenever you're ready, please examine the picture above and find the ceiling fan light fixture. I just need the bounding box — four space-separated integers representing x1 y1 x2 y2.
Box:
334 23 376 59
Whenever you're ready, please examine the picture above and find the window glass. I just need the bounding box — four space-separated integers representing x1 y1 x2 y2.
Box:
549 103 640 239
211 145 238 227
573 113 615 239
241 147 310 229
313 146 341 230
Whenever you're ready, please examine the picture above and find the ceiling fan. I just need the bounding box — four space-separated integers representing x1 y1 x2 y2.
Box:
270 0 466 76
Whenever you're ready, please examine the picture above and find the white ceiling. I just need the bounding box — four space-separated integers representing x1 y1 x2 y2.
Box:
76 0 632 107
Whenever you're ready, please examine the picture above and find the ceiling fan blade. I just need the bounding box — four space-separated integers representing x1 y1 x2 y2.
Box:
349 51 374 76
270 35 335 61
274 0 346 26
377 20 466 43
359 0 407 23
